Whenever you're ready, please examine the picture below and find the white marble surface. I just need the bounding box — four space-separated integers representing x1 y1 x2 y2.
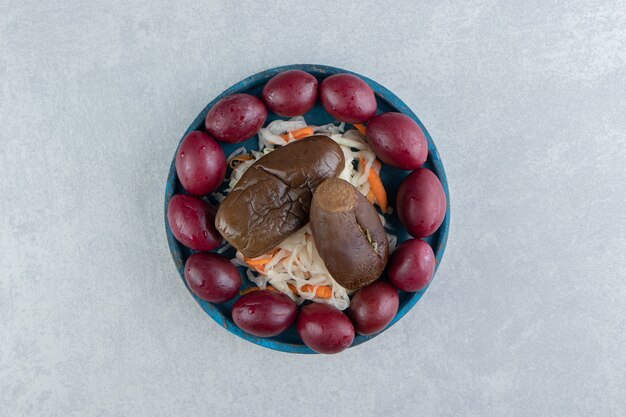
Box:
2 1 626 416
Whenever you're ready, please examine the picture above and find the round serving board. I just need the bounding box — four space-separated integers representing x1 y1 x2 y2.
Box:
164 64 450 353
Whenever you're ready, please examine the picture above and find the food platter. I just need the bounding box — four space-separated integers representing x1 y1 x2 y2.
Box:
164 64 450 353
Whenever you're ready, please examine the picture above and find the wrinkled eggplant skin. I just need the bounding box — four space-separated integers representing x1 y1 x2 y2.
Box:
310 178 388 290
215 136 344 258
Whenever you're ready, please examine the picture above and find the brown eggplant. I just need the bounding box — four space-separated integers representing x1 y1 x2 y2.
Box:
215 135 344 258
310 178 388 290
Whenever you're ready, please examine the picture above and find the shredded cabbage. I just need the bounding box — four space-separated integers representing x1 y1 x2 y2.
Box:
216 243 232 254
266 116 307 135
226 146 247 162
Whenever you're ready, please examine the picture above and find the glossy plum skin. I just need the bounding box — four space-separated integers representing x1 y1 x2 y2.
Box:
396 168 447 238
175 131 226 195
366 112 428 169
262 70 318 116
167 194 221 251
184 252 241 303
320 74 377 123
387 239 436 292
232 291 297 337
347 281 399 336
204 94 267 144
296 303 355 354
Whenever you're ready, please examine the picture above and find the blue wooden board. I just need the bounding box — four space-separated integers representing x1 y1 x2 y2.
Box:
164 64 450 354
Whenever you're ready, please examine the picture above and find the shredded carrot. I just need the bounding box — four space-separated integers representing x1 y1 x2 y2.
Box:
353 123 367 135
239 285 280 296
229 154 253 168
368 168 387 213
360 157 388 213
243 249 282 273
366 189 376 204
280 127 314 141
300 285 333 299
243 256 271 273
239 286 262 296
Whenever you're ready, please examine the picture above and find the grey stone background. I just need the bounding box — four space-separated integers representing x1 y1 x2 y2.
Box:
1 1 625 416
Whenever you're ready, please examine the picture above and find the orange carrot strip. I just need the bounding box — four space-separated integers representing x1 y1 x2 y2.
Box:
240 286 281 296
353 123 367 135
368 168 387 213
229 154 254 168
243 248 282 273
239 286 261 296
366 189 376 204
280 127 314 141
243 257 271 273
300 285 333 299
360 157 388 212
316 286 333 299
